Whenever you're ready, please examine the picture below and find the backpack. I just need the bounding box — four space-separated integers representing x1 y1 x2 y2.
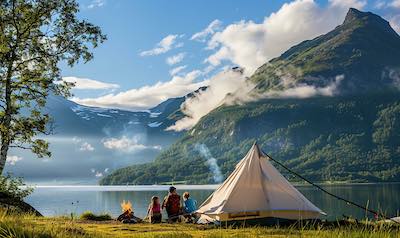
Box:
165 194 181 215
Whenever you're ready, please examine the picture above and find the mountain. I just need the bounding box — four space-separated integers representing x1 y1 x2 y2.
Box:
4 94 185 184
251 8 400 94
47 94 182 138
101 9 400 185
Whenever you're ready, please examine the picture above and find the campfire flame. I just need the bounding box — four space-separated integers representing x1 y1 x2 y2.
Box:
121 200 133 213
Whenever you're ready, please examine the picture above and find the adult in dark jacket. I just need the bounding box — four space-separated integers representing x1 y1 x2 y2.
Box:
162 186 181 222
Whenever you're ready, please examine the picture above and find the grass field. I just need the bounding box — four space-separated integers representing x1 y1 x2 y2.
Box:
1 210 400 238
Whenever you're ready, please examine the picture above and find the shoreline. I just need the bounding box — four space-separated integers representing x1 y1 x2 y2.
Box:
21 181 400 190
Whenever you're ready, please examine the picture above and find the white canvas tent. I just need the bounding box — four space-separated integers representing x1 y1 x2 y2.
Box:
196 143 325 223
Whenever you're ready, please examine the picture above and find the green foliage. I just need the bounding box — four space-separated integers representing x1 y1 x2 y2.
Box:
79 211 112 221
372 103 400 145
0 0 106 173
102 93 400 185
0 174 33 200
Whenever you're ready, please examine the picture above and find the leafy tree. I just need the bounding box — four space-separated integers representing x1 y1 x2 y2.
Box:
0 0 106 173
0 174 33 199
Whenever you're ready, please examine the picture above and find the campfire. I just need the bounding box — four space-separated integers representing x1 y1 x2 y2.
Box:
117 200 142 223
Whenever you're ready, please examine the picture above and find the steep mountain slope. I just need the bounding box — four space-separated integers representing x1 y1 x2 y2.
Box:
101 9 400 185
251 8 400 93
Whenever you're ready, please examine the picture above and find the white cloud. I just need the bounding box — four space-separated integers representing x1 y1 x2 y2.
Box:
7 155 23 165
63 77 119 90
374 0 387 9
167 69 250 131
373 0 400 9
168 69 345 132
169 65 187 76
140 34 183 56
72 70 207 111
80 142 95 151
87 0 106 9
103 136 161 153
72 137 82 144
166 52 186 65
390 0 400 8
389 15 400 33
329 0 366 8
73 137 94 152
265 75 344 98
205 0 366 75
191 19 223 42
91 168 105 177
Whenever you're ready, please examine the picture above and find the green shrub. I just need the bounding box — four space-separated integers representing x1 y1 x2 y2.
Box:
79 211 112 221
0 174 33 200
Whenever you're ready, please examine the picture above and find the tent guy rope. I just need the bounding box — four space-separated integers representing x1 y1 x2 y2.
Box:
261 149 400 224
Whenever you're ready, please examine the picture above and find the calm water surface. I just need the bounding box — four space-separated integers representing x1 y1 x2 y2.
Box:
25 184 400 221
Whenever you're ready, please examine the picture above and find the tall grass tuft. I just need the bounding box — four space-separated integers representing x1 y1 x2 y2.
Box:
79 211 112 221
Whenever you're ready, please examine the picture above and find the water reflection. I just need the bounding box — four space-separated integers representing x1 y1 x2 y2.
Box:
25 184 400 220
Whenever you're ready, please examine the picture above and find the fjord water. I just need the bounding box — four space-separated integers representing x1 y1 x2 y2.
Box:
25 184 400 221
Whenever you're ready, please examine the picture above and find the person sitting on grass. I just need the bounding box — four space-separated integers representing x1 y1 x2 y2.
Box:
162 186 181 223
147 196 162 223
183 192 197 223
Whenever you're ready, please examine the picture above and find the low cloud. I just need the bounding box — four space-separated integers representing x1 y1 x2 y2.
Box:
389 15 400 33
168 67 344 131
72 137 81 144
205 0 366 75
167 69 251 131
191 20 222 42
80 142 95 151
72 137 95 152
390 0 400 8
7 155 23 166
72 70 207 111
166 52 186 65
169 65 187 76
385 68 400 88
140 34 183 56
63 77 119 90
265 75 344 98
103 136 161 153
90 168 104 178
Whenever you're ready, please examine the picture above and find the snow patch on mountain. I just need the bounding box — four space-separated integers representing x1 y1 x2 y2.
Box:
148 122 163 128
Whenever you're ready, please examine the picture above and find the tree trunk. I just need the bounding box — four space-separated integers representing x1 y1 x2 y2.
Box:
0 137 10 175
0 56 14 175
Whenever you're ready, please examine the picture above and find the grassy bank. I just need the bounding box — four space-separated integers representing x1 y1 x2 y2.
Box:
0 210 399 238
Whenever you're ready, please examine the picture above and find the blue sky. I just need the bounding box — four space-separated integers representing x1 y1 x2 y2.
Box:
61 0 400 110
